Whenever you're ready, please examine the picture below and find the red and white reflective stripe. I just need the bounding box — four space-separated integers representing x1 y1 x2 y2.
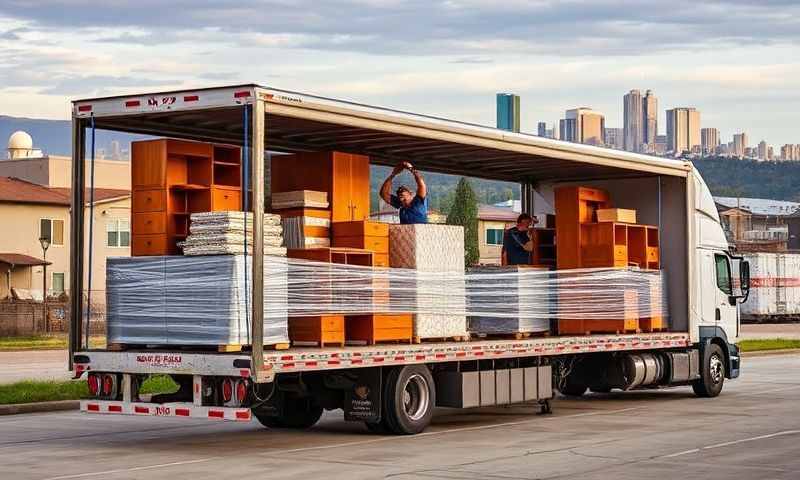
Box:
77 105 92 112
125 100 141 108
750 277 800 287
183 95 199 102
81 401 251 422
234 90 252 98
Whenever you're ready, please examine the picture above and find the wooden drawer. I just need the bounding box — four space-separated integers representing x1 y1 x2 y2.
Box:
132 234 169 256
614 245 628 263
132 189 166 213
372 253 390 267
646 247 659 262
333 235 389 253
133 212 166 235
289 315 345 347
332 221 389 238
212 188 241 211
346 314 413 345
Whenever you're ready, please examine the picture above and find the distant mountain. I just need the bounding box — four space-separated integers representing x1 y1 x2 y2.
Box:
0 115 147 158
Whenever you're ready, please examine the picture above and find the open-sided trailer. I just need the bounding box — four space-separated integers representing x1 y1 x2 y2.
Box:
69 85 749 434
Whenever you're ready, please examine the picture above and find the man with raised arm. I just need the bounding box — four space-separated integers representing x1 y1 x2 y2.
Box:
380 161 428 224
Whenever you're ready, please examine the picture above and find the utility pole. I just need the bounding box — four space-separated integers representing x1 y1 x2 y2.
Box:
39 236 50 333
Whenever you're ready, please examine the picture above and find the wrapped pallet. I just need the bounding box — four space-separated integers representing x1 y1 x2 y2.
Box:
107 255 289 347
389 224 468 339
467 265 551 335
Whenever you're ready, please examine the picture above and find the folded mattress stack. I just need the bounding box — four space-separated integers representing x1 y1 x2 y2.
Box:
273 190 332 249
106 254 289 346
180 211 286 256
389 224 468 339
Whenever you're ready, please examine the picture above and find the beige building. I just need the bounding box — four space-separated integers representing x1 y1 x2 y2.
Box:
477 204 518 265
0 132 130 301
701 128 720 156
732 133 749 159
666 107 701 155
561 108 605 146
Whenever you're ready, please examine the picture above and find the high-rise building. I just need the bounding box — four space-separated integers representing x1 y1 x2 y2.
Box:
758 140 768 161
654 135 667 155
666 108 701 155
561 108 605 146
496 93 520 132
732 133 748 158
623 89 643 152
781 144 800 161
642 90 658 152
551 123 560 140
537 122 547 137
701 128 720 156
604 127 624 150
768 146 774 160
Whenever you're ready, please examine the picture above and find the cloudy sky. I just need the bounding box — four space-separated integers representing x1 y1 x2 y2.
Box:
1 0 799 147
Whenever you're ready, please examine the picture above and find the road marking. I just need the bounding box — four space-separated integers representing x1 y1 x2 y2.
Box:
40 458 214 480
659 430 800 459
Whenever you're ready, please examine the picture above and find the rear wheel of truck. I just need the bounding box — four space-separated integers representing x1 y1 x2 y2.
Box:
692 343 725 398
559 375 588 397
253 397 323 429
382 365 435 435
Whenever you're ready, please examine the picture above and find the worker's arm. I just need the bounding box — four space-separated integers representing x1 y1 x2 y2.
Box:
409 164 427 199
380 163 405 204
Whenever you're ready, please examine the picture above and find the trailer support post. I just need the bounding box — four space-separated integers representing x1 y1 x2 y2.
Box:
69 118 86 369
250 98 266 382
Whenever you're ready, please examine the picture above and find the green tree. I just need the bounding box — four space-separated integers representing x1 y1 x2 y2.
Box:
447 177 479 266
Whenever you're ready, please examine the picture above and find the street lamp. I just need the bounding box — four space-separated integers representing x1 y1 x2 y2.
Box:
39 236 50 333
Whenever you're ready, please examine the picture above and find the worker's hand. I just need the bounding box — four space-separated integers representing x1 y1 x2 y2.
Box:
401 161 414 171
391 163 405 176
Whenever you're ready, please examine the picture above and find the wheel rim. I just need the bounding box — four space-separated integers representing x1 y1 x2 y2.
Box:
402 373 430 421
709 354 724 384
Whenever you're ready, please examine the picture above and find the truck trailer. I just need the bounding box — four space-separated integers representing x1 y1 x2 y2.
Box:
69 84 750 434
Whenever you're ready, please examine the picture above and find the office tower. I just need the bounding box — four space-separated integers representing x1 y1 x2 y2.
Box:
666 107 701 155
604 127 624 150
732 133 748 158
623 89 643 152
758 140 768 161
562 108 605 146
654 135 667 155
496 93 520 132
551 122 560 140
701 128 720 156
768 146 774 160
537 122 547 137
642 90 658 152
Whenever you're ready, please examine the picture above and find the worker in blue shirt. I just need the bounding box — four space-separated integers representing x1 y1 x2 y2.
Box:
502 213 538 265
380 161 428 224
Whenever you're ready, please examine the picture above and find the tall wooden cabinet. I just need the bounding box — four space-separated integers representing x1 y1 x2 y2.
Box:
555 186 610 269
131 139 241 256
271 151 370 222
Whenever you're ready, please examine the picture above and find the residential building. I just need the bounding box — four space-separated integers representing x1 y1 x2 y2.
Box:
715 196 800 251
642 90 658 153
561 108 605 146
623 89 643 152
732 133 748 158
537 122 547 137
701 128 720 156
0 132 130 301
496 93 520 133
477 204 518 265
604 127 624 150
665 107 701 155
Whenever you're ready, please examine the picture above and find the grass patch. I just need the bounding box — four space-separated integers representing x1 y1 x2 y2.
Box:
0 380 88 405
738 338 800 352
0 335 106 351
140 375 179 395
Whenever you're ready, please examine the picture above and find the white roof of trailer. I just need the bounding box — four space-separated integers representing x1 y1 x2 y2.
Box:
72 84 692 182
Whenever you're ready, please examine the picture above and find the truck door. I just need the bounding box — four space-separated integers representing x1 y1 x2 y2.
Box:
713 253 737 338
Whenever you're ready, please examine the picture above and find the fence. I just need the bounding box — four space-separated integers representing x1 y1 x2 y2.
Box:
0 291 107 337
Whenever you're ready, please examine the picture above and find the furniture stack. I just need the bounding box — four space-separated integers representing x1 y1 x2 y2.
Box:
389 224 468 341
131 139 241 256
275 191 332 248
332 221 390 267
180 211 286 256
554 186 662 334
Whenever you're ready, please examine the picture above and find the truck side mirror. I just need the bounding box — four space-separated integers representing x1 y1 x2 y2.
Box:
740 260 751 296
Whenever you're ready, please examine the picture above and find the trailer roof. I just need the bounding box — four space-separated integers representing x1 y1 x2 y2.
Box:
73 84 691 182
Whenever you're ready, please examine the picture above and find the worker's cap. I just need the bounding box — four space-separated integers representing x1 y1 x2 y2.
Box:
396 185 412 196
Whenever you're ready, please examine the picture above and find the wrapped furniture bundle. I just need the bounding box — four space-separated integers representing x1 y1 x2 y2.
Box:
180 211 287 256
467 266 552 335
389 224 468 339
106 255 289 346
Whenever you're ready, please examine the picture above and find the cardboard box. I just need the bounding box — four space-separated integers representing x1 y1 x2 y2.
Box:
596 208 637 224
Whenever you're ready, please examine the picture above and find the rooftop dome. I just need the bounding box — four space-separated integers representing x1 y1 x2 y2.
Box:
8 130 33 151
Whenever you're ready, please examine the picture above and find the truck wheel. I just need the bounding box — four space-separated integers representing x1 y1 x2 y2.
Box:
693 344 725 398
383 365 435 435
253 397 323 429
559 376 587 397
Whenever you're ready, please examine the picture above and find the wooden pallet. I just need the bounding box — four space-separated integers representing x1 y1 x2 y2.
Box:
218 343 291 353
413 335 470 344
345 338 414 346
291 340 346 348
474 331 550 341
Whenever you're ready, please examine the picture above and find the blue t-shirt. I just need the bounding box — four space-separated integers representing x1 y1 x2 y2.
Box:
390 194 428 224
503 226 531 265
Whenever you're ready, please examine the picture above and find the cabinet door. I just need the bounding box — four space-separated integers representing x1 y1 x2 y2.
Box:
348 154 371 221
330 153 354 222
131 140 166 189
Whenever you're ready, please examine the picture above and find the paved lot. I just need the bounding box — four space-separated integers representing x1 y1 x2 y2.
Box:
1 354 798 480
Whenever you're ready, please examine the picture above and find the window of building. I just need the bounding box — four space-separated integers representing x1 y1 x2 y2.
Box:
107 220 130 247
714 254 732 295
39 218 64 246
51 272 65 295
486 228 504 246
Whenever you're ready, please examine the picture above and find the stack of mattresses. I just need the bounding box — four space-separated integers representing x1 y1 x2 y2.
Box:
389 224 468 339
106 255 289 346
273 190 332 249
180 211 286 256
467 265 552 335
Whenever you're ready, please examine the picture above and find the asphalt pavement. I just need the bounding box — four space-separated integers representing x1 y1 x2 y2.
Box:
1 354 798 480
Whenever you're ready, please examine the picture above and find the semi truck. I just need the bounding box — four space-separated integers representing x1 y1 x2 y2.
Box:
69 84 751 434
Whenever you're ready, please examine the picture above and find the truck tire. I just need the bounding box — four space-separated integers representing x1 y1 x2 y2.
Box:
253 397 323 429
559 375 588 397
382 365 435 435
692 343 725 398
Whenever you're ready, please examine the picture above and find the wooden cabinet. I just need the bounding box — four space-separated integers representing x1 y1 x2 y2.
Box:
271 151 370 223
580 222 630 268
346 314 413 345
555 186 610 269
289 315 345 347
131 139 241 255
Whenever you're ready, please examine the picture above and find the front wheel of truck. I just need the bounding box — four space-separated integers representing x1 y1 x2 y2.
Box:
692 343 725 398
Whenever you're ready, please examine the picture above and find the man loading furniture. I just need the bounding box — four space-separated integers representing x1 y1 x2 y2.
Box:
380 161 428 224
